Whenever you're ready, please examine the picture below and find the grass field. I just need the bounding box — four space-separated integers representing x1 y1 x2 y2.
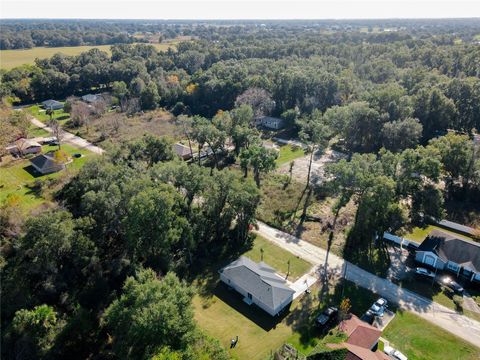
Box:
0 143 94 211
383 311 480 360
0 42 176 69
245 235 313 281
275 144 305 166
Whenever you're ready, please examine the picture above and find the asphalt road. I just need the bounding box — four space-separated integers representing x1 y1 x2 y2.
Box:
254 221 480 348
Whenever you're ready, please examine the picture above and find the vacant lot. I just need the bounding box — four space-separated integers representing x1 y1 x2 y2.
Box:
0 42 177 69
384 311 480 360
0 143 94 211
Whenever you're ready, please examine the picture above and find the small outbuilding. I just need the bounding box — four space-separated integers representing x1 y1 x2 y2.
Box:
174 143 193 160
41 99 64 110
81 94 100 103
256 116 286 130
219 256 295 316
30 151 66 175
7 138 42 156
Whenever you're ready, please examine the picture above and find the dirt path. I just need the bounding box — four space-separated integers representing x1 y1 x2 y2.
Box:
30 118 104 155
254 221 480 348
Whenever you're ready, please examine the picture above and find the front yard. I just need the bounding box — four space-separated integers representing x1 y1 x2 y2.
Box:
0 143 94 211
384 311 480 360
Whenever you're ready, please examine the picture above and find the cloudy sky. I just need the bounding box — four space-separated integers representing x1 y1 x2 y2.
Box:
1 0 480 19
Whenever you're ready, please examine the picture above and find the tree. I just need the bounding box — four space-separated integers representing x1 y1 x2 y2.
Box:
102 269 196 359
381 117 423 152
297 109 332 185
12 305 63 359
428 132 474 190
48 118 62 149
240 144 277 187
140 81 160 110
124 185 191 270
70 101 91 129
235 87 275 118
414 87 457 141
339 298 352 321
112 80 129 105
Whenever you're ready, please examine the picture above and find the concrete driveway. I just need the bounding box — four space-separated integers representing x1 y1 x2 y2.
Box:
254 221 480 348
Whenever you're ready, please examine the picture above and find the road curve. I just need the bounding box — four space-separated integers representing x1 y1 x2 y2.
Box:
254 221 480 348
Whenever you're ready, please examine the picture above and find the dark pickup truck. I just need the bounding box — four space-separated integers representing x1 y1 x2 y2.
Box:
315 306 338 327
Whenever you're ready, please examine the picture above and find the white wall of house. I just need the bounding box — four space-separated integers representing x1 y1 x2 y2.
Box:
220 273 286 316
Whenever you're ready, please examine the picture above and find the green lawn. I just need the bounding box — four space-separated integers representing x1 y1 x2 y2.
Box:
0 143 94 211
26 105 70 125
245 235 313 281
383 311 480 360
275 144 305 166
0 42 176 69
402 224 473 243
27 125 50 138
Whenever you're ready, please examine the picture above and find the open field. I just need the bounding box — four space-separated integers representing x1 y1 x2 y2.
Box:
0 143 95 211
383 311 480 360
245 235 313 281
0 42 176 69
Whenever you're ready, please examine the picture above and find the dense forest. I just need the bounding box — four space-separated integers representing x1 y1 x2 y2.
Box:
1 19 480 360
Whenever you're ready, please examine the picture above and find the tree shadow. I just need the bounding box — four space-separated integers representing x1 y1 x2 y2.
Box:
210 281 291 331
23 165 44 178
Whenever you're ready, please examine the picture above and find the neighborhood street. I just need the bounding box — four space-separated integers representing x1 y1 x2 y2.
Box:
30 117 105 155
254 221 480 348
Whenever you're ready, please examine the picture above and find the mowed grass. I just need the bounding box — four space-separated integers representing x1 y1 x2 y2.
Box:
402 224 473 243
0 143 94 211
245 235 313 281
275 144 305 166
383 311 480 360
26 105 70 124
0 42 176 69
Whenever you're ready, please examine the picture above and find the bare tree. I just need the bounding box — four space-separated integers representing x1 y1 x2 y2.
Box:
48 119 62 149
92 99 107 117
126 98 141 116
235 87 275 118
71 101 91 129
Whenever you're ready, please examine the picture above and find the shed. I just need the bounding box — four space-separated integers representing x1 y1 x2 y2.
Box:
30 151 66 175
41 100 64 110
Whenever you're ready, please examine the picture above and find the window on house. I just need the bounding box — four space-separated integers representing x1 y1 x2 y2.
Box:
447 262 459 271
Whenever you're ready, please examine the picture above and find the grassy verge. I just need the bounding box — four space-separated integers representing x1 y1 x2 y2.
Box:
402 224 473 243
246 235 313 281
383 311 480 360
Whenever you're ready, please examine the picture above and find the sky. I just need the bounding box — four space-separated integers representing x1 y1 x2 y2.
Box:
1 0 480 20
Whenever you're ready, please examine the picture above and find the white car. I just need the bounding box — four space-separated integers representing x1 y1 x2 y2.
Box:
369 298 388 316
384 345 408 360
415 267 435 279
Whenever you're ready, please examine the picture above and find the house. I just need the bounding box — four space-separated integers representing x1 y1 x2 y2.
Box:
219 256 295 316
7 138 42 156
173 143 193 160
81 94 100 103
256 116 286 130
41 99 64 110
415 229 480 282
30 151 66 175
326 314 389 360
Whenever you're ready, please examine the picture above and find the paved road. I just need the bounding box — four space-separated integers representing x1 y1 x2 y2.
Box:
254 221 480 348
30 118 104 155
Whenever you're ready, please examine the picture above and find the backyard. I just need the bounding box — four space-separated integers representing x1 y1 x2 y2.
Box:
0 143 95 211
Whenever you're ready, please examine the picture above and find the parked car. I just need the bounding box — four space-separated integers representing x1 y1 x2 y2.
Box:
368 298 388 317
415 267 435 279
315 306 338 327
384 345 408 360
440 277 464 294
41 137 56 145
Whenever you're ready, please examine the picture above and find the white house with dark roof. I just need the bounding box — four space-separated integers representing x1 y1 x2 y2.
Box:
219 256 295 316
256 116 286 130
415 229 480 282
